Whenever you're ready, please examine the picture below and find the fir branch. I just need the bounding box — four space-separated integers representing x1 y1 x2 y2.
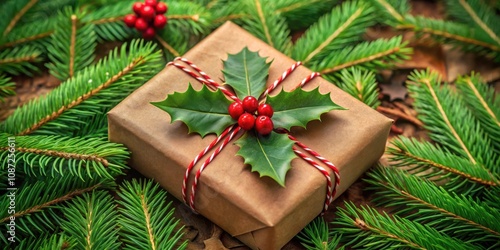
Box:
2 0 39 37
298 217 343 250
366 167 500 245
274 0 338 30
82 0 135 42
209 0 247 27
1 40 163 136
0 45 42 76
335 202 475 249
15 233 71 250
292 0 375 65
314 36 412 74
336 67 380 109
372 0 410 25
46 7 97 80
0 17 56 49
167 1 212 36
456 73 500 153
0 74 16 102
407 69 498 171
484 187 500 211
0 133 129 180
61 190 120 250
117 179 187 250
0 175 114 245
445 0 500 46
388 136 499 194
18 0 75 26
242 0 292 55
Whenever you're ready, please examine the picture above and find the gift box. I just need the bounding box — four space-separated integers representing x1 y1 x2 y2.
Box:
108 21 392 250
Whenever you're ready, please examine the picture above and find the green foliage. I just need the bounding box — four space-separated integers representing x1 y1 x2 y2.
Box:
241 0 292 55
335 202 476 249
0 0 36 37
117 179 187 250
0 45 42 76
15 233 70 250
222 47 270 99
0 133 129 180
267 87 344 130
156 24 190 60
235 131 296 186
81 0 135 42
0 74 16 102
275 0 338 30
292 0 375 65
46 7 97 81
298 217 343 250
336 67 380 109
152 85 234 137
19 0 76 26
61 190 120 250
167 1 212 36
0 17 57 49
1 40 163 136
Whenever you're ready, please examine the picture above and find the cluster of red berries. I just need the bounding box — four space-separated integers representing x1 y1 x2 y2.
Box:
123 0 168 39
228 96 274 136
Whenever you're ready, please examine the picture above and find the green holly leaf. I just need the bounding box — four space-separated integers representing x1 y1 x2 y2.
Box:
235 131 296 186
266 87 345 130
222 47 271 99
151 84 234 137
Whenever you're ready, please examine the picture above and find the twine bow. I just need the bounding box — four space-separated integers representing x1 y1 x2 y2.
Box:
167 57 340 215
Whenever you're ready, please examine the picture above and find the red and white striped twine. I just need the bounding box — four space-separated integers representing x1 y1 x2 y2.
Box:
168 57 340 215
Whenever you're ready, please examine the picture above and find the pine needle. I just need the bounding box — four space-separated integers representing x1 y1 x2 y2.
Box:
0 17 57 50
335 67 380 109
0 45 42 76
167 1 212 36
83 0 135 42
275 0 338 30
117 179 187 250
0 0 39 37
15 233 71 250
298 217 343 250
0 74 16 102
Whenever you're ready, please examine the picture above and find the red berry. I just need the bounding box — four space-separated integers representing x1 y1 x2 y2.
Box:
153 14 167 29
133 2 144 15
156 2 168 14
134 17 149 31
144 0 157 7
228 102 244 120
257 103 273 118
242 96 258 113
123 14 137 28
142 27 156 39
140 5 156 20
238 113 255 130
255 116 274 135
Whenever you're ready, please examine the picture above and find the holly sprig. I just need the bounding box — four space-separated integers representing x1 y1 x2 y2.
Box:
153 47 343 185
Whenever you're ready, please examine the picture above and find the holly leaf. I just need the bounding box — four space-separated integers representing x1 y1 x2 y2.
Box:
222 47 271 99
235 131 296 186
151 84 234 137
266 87 345 130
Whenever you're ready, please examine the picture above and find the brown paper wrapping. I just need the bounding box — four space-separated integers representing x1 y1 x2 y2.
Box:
108 22 392 250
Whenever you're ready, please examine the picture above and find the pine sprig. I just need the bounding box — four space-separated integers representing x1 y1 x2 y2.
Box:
156 25 190 60
18 0 75 26
297 217 343 250
46 7 97 81
275 0 338 30
0 74 16 102
365 167 500 245
0 17 57 50
335 202 475 250
1 39 163 136
292 0 375 65
0 45 42 76
456 73 500 153
15 233 70 250
117 179 187 250
61 190 120 250
0 133 129 180
388 136 499 194
336 67 380 109
167 1 212 36
0 175 115 245
312 36 412 74
0 0 39 37
241 0 292 55
407 69 498 172
82 0 135 42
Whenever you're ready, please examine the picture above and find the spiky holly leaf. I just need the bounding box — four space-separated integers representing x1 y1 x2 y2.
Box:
266 87 345 130
222 47 271 99
152 84 234 137
235 131 296 186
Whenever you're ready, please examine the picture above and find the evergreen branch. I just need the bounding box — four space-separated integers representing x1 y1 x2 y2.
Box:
388 137 499 193
298 217 343 250
407 69 498 170
274 0 338 30
293 0 375 64
0 74 16 102
336 67 380 109
166 1 212 36
314 36 411 74
242 0 292 55
376 106 423 127
484 187 500 211
0 17 56 49
81 0 135 41
0 45 42 76
46 7 97 80
1 40 163 136
118 179 187 250
209 1 247 26
15 233 70 250
155 34 181 58
372 0 409 24
0 133 129 179
456 73 500 152
61 190 120 250
366 167 500 243
3 0 38 36
335 202 475 249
